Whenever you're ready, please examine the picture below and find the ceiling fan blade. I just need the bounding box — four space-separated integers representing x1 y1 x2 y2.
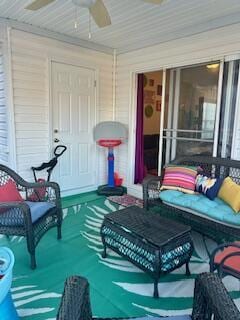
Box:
25 0 56 10
143 0 164 4
89 0 111 28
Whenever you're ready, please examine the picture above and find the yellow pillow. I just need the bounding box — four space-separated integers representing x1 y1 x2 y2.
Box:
218 177 240 213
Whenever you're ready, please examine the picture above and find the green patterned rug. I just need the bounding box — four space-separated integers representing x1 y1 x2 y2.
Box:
1 197 240 319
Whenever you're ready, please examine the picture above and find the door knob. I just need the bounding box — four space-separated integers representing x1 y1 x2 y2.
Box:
54 138 60 143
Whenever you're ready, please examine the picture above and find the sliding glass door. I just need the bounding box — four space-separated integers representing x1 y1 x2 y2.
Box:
134 58 240 184
162 62 222 166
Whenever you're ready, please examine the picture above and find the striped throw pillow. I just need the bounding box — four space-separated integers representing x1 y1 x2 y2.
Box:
160 165 198 194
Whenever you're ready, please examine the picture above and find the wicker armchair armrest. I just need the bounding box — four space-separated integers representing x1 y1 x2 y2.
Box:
0 201 32 226
57 276 135 320
143 176 163 209
57 275 93 320
0 164 60 202
192 273 240 320
22 180 59 189
24 181 61 204
0 201 28 209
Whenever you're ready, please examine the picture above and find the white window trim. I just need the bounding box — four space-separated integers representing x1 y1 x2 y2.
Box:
1 27 16 169
213 59 224 157
231 64 240 160
221 61 234 158
158 69 166 175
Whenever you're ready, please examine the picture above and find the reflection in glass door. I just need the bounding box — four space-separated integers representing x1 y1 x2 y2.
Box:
162 62 221 165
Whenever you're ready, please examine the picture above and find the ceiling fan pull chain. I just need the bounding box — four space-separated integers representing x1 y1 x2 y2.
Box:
74 6 78 29
88 11 92 40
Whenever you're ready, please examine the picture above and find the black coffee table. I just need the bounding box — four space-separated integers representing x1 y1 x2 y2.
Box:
100 206 193 297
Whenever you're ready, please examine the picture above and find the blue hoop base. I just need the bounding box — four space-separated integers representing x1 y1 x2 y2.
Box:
97 185 124 196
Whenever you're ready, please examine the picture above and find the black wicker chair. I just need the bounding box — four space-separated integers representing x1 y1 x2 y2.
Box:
0 164 62 269
56 273 240 320
143 155 240 242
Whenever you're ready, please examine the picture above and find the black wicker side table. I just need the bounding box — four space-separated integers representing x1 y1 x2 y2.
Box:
100 206 193 298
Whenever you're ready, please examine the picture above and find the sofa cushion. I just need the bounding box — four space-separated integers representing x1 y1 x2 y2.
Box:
159 190 240 227
25 201 55 223
218 177 240 213
195 174 223 200
0 201 55 226
160 165 198 194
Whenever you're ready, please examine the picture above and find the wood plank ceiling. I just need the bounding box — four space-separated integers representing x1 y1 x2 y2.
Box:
1 0 240 53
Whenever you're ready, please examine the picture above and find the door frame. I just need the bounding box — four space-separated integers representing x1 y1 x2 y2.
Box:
232 62 240 159
49 56 99 196
127 67 166 198
128 58 228 198
158 69 166 175
213 59 224 156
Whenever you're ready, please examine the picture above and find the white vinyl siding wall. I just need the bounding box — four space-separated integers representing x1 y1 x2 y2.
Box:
10 29 113 184
0 43 8 165
115 23 240 195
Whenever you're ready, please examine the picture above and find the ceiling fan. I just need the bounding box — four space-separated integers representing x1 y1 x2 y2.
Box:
25 0 164 28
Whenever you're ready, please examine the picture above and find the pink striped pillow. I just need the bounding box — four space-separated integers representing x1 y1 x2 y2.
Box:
160 165 198 194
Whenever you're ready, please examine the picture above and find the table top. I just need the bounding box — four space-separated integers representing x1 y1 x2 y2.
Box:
104 206 191 247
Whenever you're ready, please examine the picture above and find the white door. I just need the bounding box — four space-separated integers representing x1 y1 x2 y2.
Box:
52 62 96 193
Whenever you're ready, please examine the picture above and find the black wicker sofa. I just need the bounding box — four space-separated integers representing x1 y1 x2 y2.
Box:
143 156 240 243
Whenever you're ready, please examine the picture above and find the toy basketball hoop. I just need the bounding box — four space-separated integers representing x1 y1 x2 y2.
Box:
94 121 127 195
